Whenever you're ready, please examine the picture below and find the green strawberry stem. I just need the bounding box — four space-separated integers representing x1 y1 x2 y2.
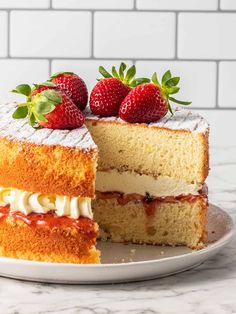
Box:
11 88 62 128
98 62 150 88
151 70 191 115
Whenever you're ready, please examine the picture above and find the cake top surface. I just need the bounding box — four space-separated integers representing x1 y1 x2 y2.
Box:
85 107 209 133
0 103 97 150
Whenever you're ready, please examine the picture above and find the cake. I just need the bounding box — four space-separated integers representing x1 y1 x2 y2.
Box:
85 108 209 248
0 67 210 264
0 103 100 263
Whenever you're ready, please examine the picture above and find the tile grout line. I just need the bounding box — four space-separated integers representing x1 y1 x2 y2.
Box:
6 10 10 58
0 57 235 62
1 9 236 13
49 58 52 75
175 12 178 59
215 61 220 108
91 11 94 58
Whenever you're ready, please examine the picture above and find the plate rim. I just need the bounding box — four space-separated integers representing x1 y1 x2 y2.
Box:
0 203 234 268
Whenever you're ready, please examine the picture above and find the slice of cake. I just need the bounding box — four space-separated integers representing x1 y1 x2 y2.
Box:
85 108 209 248
0 103 100 263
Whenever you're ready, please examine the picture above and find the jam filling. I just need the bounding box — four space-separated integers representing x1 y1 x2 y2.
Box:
0 205 96 236
96 187 208 217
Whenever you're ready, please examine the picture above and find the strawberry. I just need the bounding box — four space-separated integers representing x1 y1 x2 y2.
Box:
119 70 191 123
39 92 85 129
11 84 84 129
89 63 150 117
50 72 88 111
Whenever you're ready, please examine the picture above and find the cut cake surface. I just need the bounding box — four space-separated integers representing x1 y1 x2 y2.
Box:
85 107 209 184
85 107 209 248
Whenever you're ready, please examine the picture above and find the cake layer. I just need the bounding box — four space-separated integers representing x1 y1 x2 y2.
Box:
96 169 201 197
86 108 209 184
0 103 98 197
0 205 100 264
93 193 207 248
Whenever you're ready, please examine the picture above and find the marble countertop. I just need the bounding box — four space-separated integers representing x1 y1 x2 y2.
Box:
0 146 235 314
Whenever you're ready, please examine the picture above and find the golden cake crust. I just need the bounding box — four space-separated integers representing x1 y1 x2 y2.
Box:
0 136 97 197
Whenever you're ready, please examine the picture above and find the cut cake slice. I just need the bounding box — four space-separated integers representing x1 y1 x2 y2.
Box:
0 103 100 263
85 108 209 248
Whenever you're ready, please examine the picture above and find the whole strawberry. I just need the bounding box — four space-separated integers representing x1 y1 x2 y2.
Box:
90 63 150 117
119 70 191 123
11 84 84 129
50 72 88 110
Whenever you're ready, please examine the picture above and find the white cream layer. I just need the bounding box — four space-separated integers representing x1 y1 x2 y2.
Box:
0 187 93 219
96 170 201 197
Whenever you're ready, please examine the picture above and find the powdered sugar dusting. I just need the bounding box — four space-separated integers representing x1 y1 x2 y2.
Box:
85 106 209 133
0 103 97 150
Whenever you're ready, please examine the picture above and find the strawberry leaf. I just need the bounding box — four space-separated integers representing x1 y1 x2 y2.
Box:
169 97 191 105
167 86 180 95
119 62 126 80
161 70 171 85
34 81 56 88
11 84 31 97
167 101 173 115
35 100 55 115
12 106 28 119
99 66 112 78
29 112 36 127
130 78 150 87
125 65 136 83
165 77 180 87
33 111 48 122
41 90 62 104
151 72 161 86
112 66 119 79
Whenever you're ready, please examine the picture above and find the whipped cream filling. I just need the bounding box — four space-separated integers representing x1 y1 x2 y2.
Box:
96 170 202 197
0 187 93 219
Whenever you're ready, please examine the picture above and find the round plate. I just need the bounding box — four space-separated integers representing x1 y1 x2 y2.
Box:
0 204 234 284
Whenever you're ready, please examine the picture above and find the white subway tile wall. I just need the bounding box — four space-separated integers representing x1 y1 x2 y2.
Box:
0 11 7 57
0 59 49 103
52 0 134 9
10 11 92 57
137 0 218 11
220 0 236 10
94 12 175 59
218 62 236 108
0 1 235 145
178 13 236 59
0 0 49 8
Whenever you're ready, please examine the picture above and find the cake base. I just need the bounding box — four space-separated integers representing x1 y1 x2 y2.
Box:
93 195 207 249
0 206 100 264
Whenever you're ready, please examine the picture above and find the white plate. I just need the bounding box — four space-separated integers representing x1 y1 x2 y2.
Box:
0 204 234 284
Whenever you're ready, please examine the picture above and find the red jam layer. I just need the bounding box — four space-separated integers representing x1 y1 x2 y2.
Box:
0 205 96 235
96 189 208 216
